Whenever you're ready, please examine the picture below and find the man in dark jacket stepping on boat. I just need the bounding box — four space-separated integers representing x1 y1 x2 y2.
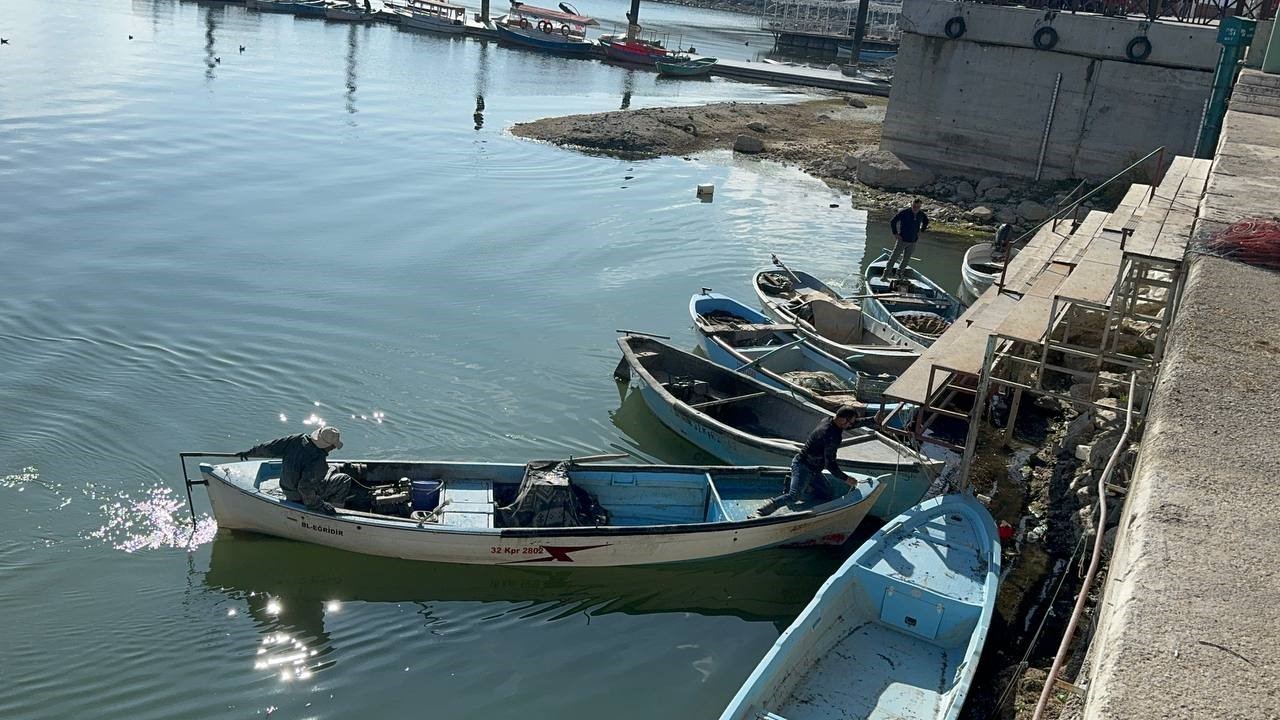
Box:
752 405 861 518
886 198 929 278
239 426 353 515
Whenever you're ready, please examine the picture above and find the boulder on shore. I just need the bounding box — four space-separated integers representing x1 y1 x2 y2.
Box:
747 121 769 133
1017 199 1050 221
954 181 976 200
984 186 1012 201
733 134 764 153
968 205 995 222
977 176 1002 194
847 96 868 108
846 148 935 190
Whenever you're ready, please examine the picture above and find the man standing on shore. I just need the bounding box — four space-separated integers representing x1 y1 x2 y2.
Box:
886 198 929 278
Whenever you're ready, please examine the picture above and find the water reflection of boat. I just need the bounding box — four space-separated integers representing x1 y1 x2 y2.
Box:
203 532 852 633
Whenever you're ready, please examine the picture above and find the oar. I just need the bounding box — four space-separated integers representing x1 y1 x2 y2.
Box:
566 452 630 464
770 253 805 288
616 329 671 340
734 338 805 372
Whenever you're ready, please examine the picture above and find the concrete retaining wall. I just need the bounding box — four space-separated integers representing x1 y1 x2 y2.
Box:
882 0 1219 179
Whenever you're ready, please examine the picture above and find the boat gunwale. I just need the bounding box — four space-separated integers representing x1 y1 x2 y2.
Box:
200 458 877 539
751 268 918 358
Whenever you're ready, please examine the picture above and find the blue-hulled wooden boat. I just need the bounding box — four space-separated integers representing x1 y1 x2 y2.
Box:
754 267 923 373
863 250 964 347
689 290 913 428
614 334 938 521
719 493 1001 720
191 456 885 566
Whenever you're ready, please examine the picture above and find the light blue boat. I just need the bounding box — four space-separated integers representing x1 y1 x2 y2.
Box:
863 251 965 348
689 290 915 429
719 493 1001 720
615 334 939 521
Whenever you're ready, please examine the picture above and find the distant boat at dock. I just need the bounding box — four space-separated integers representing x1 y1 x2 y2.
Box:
495 0 598 55
656 56 717 77
598 34 674 65
389 0 468 33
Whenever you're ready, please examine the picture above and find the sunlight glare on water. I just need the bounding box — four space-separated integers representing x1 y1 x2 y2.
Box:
89 484 218 552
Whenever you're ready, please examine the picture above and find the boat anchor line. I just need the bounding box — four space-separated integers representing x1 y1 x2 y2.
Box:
501 543 612 563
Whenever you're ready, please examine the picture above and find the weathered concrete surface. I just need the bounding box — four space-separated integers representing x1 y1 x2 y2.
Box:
1081 103 1280 718
882 0 1216 179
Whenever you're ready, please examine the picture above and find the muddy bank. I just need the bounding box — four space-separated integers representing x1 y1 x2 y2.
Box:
511 97 1094 234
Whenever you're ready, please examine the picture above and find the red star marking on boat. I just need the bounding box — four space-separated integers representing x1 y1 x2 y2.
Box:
504 543 611 563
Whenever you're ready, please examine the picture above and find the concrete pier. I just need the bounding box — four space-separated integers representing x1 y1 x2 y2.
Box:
1081 69 1280 720
882 0 1220 179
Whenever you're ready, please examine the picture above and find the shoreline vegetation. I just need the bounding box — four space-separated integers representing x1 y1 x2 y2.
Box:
511 96 1108 238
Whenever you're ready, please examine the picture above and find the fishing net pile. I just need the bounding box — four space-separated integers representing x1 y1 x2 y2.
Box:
758 272 795 296
1194 218 1280 272
497 461 609 528
894 311 951 337
700 310 752 327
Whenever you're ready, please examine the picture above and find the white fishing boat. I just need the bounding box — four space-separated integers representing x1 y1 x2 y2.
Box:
185 455 884 567
392 0 467 33
961 242 1003 298
862 251 964 348
720 493 1001 720
614 334 939 521
754 265 921 375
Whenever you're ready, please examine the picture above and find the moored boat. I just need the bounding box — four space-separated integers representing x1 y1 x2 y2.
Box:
496 1 598 55
719 493 1001 720
961 241 1007 298
324 0 373 21
598 34 671 65
614 334 938 521
753 265 921 375
392 0 467 33
188 455 884 566
656 56 717 77
863 250 964 347
689 290 911 426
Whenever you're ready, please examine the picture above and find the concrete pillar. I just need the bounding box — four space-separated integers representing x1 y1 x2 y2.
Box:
1245 19 1272 69
1265 17 1280 74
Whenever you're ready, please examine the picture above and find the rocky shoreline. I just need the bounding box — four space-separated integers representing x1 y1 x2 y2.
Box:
511 96 1103 235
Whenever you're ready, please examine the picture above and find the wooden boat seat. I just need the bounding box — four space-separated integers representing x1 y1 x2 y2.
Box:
439 479 495 529
808 297 864 345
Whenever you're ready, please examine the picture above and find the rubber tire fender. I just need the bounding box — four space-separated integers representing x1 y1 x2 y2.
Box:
538 19 553 33
944 16 966 40
518 17 530 29
1033 26 1059 50
560 23 571 36
1126 35 1152 61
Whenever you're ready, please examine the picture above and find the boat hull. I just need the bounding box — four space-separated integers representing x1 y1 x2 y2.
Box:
400 12 466 32
657 58 717 76
689 291 913 427
753 269 922 374
864 250 964 347
600 38 668 65
617 335 935 521
961 242 1002 299
720 493 1001 720
495 23 595 54
201 459 883 566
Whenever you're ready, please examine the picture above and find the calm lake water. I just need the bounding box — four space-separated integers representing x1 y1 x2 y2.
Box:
0 2 968 718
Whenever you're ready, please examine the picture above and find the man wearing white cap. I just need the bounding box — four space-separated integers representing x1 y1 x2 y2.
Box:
239 426 352 515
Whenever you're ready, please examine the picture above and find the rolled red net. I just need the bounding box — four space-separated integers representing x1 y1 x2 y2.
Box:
1196 219 1280 272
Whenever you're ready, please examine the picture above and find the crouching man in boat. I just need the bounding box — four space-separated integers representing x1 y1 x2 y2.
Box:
751 405 861 518
238 426 353 516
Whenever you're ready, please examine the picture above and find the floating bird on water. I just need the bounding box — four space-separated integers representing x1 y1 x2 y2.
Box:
128 35 134 40
239 45 245 53
214 56 221 63
0 38 9 45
